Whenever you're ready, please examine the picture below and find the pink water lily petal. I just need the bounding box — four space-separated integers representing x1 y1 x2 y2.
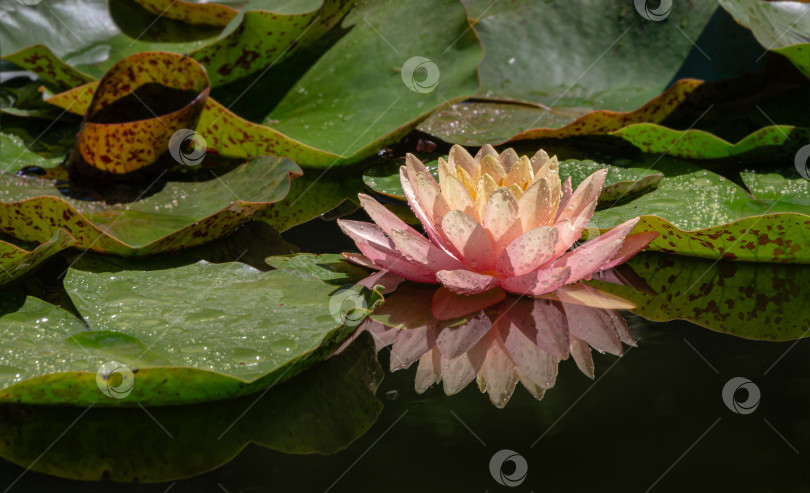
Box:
481 330 519 408
597 232 659 272
499 265 571 296
391 326 437 371
338 220 436 283
557 176 573 220
400 167 452 254
441 173 477 218
415 348 442 393
532 299 570 359
341 252 378 270
569 335 595 379
436 311 492 359
563 303 623 356
406 153 437 187
414 171 451 228
390 229 465 272
448 144 476 176
552 217 640 284
518 177 555 232
496 226 558 278
474 143 499 161
498 148 520 170
436 269 500 295
555 169 607 246
358 193 422 237
431 285 505 320
440 210 495 271
482 188 522 252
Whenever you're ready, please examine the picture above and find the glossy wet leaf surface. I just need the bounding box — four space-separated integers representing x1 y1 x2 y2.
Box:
0 332 382 481
0 156 300 255
0 256 370 406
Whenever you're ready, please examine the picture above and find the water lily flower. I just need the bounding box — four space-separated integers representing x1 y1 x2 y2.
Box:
338 145 657 296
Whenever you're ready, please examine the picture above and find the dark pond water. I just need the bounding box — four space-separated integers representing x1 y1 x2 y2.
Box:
1 214 808 493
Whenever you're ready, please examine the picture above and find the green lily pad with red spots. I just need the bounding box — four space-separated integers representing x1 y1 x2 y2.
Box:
587 159 810 263
0 255 375 406
0 156 302 256
0 230 75 288
612 124 808 161
590 252 810 340
0 0 354 86
0 332 382 481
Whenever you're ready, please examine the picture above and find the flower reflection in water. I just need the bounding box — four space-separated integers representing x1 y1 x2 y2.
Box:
343 268 647 408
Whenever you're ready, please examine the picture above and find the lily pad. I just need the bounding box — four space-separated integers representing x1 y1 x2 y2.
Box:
266 253 369 285
0 230 75 287
0 132 64 172
258 167 365 231
0 0 352 85
0 332 382 481
0 258 371 406
719 0 810 77
1 45 95 89
591 252 810 340
0 156 302 256
612 124 809 161
265 0 483 163
588 159 810 263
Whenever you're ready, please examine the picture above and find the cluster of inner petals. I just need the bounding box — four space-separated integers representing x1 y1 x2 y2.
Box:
338 144 656 297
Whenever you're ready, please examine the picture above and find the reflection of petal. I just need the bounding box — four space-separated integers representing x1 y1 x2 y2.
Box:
569 335 595 379
391 326 437 371
357 270 403 294
500 318 559 390
431 286 505 321
554 283 636 310
480 330 519 408
500 297 568 359
516 367 547 400
441 352 477 395
436 311 492 359
563 303 622 356
415 348 442 393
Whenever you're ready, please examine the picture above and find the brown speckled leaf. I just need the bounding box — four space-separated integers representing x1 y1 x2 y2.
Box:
66 52 210 175
2 45 95 89
591 253 810 340
0 157 302 256
189 0 358 86
133 0 238 26
0 230 75 287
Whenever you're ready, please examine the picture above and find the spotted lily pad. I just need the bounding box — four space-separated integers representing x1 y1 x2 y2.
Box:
591 253 810 340
0 156 301 256
0 257 374 406
0 230 75 287
588 159 810 263
0 332 382 481
612 124 808 161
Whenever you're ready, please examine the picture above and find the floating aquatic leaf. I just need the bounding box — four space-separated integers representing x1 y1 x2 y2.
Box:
0 230 75 288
